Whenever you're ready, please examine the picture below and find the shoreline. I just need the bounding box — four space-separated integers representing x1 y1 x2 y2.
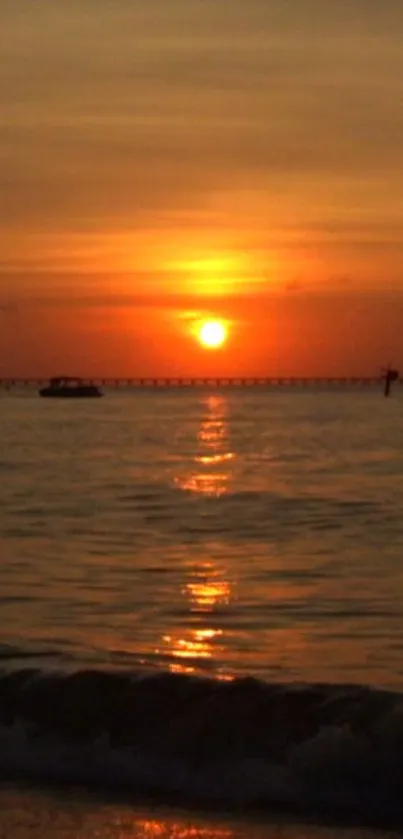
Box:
0 783 399 839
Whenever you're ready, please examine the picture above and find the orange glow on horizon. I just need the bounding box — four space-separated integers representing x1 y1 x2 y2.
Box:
171 251 253 297
3 1 403 378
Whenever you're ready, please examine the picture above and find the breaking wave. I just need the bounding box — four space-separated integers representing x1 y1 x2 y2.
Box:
0 667 403 827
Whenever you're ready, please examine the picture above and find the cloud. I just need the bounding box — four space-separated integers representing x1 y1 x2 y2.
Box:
1 0 403 234
1 0 403 326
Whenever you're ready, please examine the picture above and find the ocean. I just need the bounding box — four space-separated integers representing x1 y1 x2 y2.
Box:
1 386 403 838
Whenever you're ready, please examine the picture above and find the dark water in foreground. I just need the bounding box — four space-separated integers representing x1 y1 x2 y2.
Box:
1 387 403 829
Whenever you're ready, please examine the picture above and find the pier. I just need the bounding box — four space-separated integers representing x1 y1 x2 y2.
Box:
0 376 399 390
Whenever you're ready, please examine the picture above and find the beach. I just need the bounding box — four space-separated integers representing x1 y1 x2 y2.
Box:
0 785 399 839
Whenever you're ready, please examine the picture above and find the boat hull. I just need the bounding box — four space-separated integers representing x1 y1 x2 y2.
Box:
39 387 103 398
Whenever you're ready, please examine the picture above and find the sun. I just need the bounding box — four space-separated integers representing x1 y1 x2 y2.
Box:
198 319 228 350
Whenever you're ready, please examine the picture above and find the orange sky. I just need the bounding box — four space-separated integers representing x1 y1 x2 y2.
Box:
1 1 403 376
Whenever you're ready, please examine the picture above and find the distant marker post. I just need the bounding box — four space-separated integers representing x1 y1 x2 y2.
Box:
383 366 399 397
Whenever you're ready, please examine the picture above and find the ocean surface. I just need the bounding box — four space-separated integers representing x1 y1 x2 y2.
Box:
1 385 403 835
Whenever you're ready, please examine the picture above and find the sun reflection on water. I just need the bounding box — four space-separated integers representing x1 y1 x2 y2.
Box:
136 818 233 839
186 576 231 613
175 395 234 497
158 396 235 678
159 563 233 679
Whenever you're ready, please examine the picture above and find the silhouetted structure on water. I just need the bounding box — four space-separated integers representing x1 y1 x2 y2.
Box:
0 374 400 395
383 367 399 397
39 377 103 398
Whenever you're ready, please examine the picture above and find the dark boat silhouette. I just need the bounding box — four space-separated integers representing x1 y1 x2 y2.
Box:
39 377 103 398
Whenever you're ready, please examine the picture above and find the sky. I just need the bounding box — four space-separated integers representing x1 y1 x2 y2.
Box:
1 0 403 376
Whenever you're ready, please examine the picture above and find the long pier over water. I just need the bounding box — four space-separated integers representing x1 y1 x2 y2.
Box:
0 376 399 389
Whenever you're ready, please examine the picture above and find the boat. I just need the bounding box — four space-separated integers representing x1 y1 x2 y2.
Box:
39 377 103 398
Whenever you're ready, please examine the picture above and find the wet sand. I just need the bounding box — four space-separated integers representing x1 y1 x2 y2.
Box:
0 785 398 839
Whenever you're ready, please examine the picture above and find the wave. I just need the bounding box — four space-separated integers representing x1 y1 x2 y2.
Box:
0 667 402 828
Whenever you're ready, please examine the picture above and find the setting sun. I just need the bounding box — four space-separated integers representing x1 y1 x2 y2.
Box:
198 320 228 350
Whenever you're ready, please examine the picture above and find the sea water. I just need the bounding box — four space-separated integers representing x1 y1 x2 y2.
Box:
1 386 403 834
